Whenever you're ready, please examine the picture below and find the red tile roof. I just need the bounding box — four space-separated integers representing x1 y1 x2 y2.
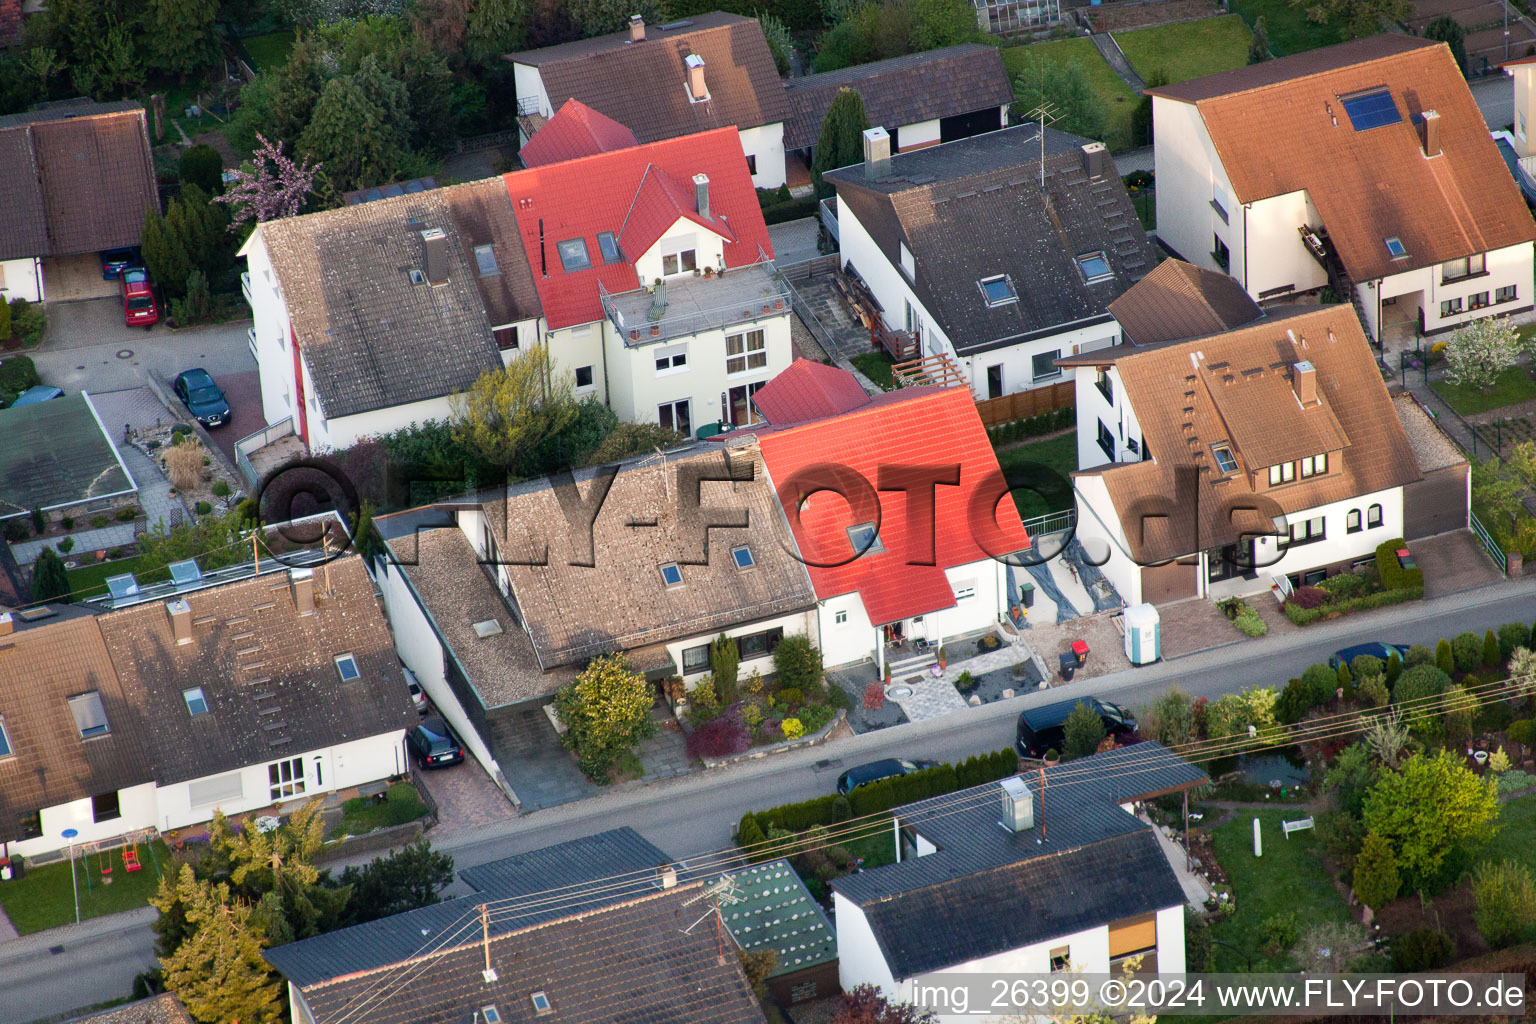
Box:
502 127 772 330
519 98 639 168
753 385 1031 624
753 357 873 423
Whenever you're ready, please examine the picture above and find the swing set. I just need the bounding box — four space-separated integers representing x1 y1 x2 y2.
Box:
80 829 161 891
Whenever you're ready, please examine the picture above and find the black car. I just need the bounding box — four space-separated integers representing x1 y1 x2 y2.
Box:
1015 697 1137 759
1328 643 1410 670
407 716 464 769
173 368 231 428
836 757 939 795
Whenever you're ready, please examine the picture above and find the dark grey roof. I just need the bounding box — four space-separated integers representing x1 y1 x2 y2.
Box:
0 393 134 518
722 860 837 977
268 827 675 988
827 126 1157 353
831 743 1205 977
0 97 143 129
784 44 1014 151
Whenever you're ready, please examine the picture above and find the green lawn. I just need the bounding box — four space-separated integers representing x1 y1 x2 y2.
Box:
1477 793 1536 867
996 433 1078 520
851 350 896 391
1114 16 1253 85
1228 0 1341 56
1001 39 1139 152
1431 366 1536 417
1209 809 1353 971
330 783 430 839
242 30 295 72
66 553 157 601
0 841 172 935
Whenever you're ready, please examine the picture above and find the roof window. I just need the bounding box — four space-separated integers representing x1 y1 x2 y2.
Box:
660 563 684 586
530 992 553 1015
732 545 755 569
597 231 622 264
473 244 499 277
1076 252 1113 283
473 619 504 638
482 1006 502 1024
1341 89 1401 132
846 522 884 556
1210 443 1239 474
68 691 110 738
334 653 361 682
978 275 1017 307
1385 236 1408 259
0 716 11 758
556 238 591 272
183 687 210 717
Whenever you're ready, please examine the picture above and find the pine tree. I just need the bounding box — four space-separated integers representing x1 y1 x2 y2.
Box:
812 88 870 199
1436 638 1455 676
140 0 221 80
1424 15 1468 77
30 548 71 603
710 634 740 704
1484 629 1501 668
1352 831 1401 909
1247 17 1272 64
156 867 284 1024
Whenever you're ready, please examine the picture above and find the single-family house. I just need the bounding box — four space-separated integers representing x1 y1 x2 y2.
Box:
0 391 137 527
783 44 1014 161
517 98 638 168
827 125 1156 401
1149 35 1536 341
724 360 1032 670
372 444 819 793
1061 304 1428 606
0 555 416 860
64 995 194 1024
834 743 1206 1022
508 13 790 189
0 99 158 304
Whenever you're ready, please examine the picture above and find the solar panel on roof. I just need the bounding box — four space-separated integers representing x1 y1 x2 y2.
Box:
1340 90 1400 132
364 188 383 202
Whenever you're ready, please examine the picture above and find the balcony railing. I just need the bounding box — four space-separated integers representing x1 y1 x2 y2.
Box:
599 251 792 346
515 95 543 117
241 271 253 306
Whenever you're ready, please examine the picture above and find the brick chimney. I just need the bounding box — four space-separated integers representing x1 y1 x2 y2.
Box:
1081 141 1111 178
1420 110 1441 158
1293 360 1317 405
420 228 448 286
629 14 645 41
862 126 891 179
693 173 710 219
290 567 316 616
685 53 707 101
167 599 193 645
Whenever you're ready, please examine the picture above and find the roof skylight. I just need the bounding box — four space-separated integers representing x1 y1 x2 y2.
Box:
556 238 591 272
1385 236 1407 259
1076 252 1113 283
1341 89 1401 132
660 563 684 586
473 244 499 277
978 275 1017 307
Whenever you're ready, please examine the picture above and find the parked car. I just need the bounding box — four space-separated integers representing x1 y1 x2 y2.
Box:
407 716 464 769
100 248 139 278
172 368 231 428
1015 697 1137 759
402 665 428 715
836 757 939 795
1328 643 1410 670
9 386 64 407
121 267 158 328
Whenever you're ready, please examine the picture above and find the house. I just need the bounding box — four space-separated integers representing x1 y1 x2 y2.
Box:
372 444 818 791
508 13 790 189
0 99 158 304
265 845 767 1024
724 361 1032 670
241 177 541 451
0 555 416 860
518 98 638 168
64 994 194 1024
834 743 1205 1020
720 859 839 1006
826 125 1156 401
1149 36 1536 342
1107 258 1263 349
1505 54 1536 158
0 392 137 527
1060 304 1427 606
783 44 1014 161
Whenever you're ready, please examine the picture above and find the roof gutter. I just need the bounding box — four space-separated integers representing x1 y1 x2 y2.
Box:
957 311 1116 356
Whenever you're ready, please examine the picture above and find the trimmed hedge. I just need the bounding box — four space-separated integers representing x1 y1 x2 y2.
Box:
1282 586 1423 626
1376 537 1424 590
987 406 1075 446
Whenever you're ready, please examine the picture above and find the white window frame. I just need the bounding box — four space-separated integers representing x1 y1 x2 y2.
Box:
1031 350 1062 382
954 580 977 601
726 329 767 375
654 344 688 376
1367 503 1383 528
269 757 306 800
574 365 596 392
1299 453 1327 478
0 715 11 758
334 653 360 682
899 241 915 280
731 545 755 569
660 562 684 587
1269 462 1296 486
183 687 209 716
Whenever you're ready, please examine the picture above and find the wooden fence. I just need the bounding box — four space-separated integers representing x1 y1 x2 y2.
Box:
974 382 1075 427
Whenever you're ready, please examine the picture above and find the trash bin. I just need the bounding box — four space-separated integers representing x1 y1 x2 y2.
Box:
1020 582 1035 609
1058 652 1077 681
1071 640 1089 667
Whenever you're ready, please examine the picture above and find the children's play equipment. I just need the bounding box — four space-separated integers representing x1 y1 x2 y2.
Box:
81 829 160 892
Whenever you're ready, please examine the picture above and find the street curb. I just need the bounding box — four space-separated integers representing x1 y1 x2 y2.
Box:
0 907 156 963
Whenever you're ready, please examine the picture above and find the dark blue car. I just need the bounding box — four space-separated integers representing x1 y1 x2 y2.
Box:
100 248 139 279
1329 643 1410 670
173 368 231 428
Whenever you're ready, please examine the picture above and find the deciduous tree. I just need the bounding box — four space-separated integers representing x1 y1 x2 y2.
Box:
1011 53 1106 144
828 984 937 1024
561 0 665 38
1362 750 1499 890
1294 0 1411 40
214 133 320 225
1443 315 1527 392
553 653 656 780
812 87 870 198
451 346 578 471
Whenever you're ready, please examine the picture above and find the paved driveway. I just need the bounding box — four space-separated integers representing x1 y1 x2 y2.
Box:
31 299 255 394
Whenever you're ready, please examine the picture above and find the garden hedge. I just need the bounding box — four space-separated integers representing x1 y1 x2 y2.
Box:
986 407 1075 446
1283 585 1423 626
1376 538 1424 590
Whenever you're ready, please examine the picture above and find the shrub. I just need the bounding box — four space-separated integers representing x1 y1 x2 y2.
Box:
772 634 823 694
165 441 206 491
1283 586 1422 625
1376 538 1423 590
1499 622 1532 661
955 669 976 691
1277 679 1314 724
1301 663 1337 705
1393 665 1451 723
741 704 763 730
1490 747 1513 772
1063 700 1107 760
1357 674 1390 708
1234 607 1267 636
1352 831 1401 909
90 514 108 528
1351 654 1385 680
61 516 73 530
1185 908 1213 972
1288 585 1328 610
116 506 138 521
955 748 1020 787
782 718 805 740
1403 645 1433 668
831 794 851 822
687 717 750 760
1471 860 1536 948
1485 629 1503 668
1386 652 1404 684
1336 660 1352 693
1390 927 1455 972
1261 911 1300 956
737 812 767 857
1508 719 1536 745
1317 572 1367 598
1500 769 1536 793
211 480 232 499
777 687 804 708
29 508 43 534
799 703 835 733
710 634 740 704
1436 638 1455 675
2 518 28 543
1452 631 1483 673
57 537 74 554
194 500 212 515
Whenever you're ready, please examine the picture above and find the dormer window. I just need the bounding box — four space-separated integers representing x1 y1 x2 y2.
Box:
1076 251 1113 283
978 275 1017 307
1269 462 1296 486
1210 443 1238 474
1299 453 1328 478
557 238 591 272
1384 236 1407 259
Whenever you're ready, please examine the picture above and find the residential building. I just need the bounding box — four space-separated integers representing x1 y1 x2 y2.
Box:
518 98 638 168
0 392 137 527
503 124 791 434
1506 54 1536 158
0 99 158 303
827 125 1155 400
509 13 790 188
372 444 818 792
721 859 839 1006
1107 258 1263 349
1149 36 1536 341
725 360 1032 670
64 995 194 1024
0 555 416 860
834 743 1206 1021
1061 305 1428 605
783 44 1013 161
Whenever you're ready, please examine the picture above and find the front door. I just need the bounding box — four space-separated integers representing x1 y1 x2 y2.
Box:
986 365 1003 399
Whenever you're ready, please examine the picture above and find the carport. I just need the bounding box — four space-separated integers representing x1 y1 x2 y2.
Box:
41 253 119 302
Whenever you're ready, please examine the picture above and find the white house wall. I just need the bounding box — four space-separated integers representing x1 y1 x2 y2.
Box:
832 894 900 997
8 781 159 860
244 232 302 429
1370 240 1535 337
738 123 787 189
513 64 554 137
818 590 876 667
321 394 462 452
895 118 941 152
836 197 959 364
0 257 44 303
963 320 1112 402
815 557 1010 668
668 609 819 685
547 321 609 404
1072 473 1141 607
1514 66 1536 158
632 216 730 286
497 317 545 367
1153 98 1233 277
1245 191 1328 300
1155 905 1186 973
1072 364 1140 471
1249 485 1405 581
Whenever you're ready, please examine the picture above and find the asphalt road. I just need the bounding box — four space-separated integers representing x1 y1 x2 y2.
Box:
7 574 1532 1024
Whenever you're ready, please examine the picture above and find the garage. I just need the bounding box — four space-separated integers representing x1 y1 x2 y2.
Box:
41 253 119 302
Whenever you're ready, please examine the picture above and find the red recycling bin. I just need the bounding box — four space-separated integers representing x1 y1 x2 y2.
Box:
1071 640 1090 666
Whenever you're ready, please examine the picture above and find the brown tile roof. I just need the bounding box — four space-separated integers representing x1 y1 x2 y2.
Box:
0 101 157 260
1148 36 1536 282
64 995 195 1024
1107 258 1263 346
444 177 543 330
98 556 415 787
508 13 790 145
0 613 155 845
1078 306 1421 564
783 44 1013 151
297 886 768 1024
484 444 816 667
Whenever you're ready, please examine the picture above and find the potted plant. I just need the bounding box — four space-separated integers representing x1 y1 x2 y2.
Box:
937 645 948 670
773 297 785 311
650 324 660 337
956 670 975 693
629 328 640 341
1043 748 1060 767
703 266 714 279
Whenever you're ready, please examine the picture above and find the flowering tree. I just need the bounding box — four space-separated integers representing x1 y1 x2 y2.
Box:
553 653 656 781
213 133 320 228
1443 315 1527 392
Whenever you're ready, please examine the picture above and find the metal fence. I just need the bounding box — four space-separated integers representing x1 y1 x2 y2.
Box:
1470 511 1508 574
234 417 295 492
1020 508 1075 538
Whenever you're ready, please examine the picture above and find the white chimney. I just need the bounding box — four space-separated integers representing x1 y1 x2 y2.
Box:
420 228 448 286
629 14 645 42
685 53 707 102
167 599 193 645
657 864 678 889
999 776 1034 832
862 126 891 179
692 173 710 219
1293 360 1317 405
0 612 12 636
290 567 315 616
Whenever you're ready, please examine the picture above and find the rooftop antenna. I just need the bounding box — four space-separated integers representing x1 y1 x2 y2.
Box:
682 876 743 965
1023 105 1059 189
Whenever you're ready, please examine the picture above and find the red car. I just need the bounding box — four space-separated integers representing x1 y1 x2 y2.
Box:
121 267 158 328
